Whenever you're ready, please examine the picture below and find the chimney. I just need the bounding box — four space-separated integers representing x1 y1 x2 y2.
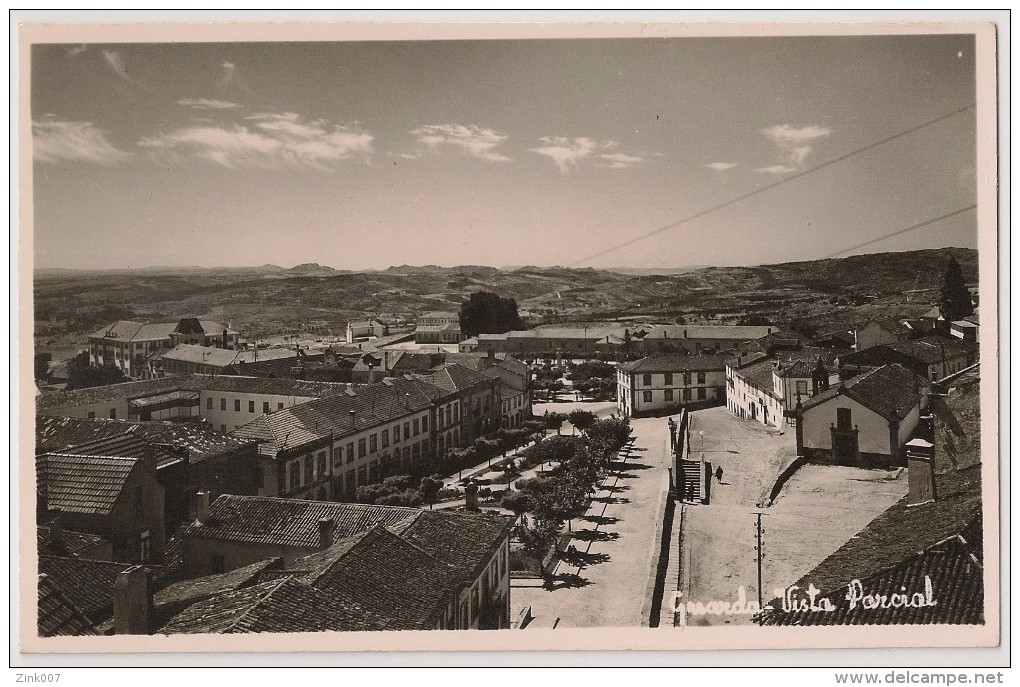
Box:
367 363 375 384
464 479 480 512
113 566 151 635
317 517 336 549
349 409 356 429
222 329 228 349
192 491 211 524
906 439 937 506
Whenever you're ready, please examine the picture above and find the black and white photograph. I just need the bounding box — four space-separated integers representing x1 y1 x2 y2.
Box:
16 17 1001 659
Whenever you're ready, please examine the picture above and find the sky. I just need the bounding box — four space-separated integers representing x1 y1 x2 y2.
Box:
30 35 978 270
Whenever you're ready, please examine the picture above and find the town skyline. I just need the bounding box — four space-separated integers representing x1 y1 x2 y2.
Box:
31 35 977 271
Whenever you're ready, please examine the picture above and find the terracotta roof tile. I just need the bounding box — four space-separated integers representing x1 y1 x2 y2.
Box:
37 453 141 516
37 574 98 637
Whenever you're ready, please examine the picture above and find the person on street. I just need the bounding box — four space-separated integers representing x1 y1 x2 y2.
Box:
715 465 724 483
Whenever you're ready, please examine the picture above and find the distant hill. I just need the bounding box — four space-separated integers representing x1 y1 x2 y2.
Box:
33 248 978 344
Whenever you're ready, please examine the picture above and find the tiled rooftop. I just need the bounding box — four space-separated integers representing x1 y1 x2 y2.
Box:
38 574 98 637
37 453 140 516
37 526 111 559
801 364 927 421
153 558 284 610
618 354 727 374
37 556 137 624
160 577 389 634
388 510 513 582
185 495 420 549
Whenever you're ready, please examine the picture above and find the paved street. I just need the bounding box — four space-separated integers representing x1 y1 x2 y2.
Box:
679 407 907 627
512 407 672 628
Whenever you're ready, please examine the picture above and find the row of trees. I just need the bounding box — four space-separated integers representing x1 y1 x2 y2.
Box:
502 415 632 573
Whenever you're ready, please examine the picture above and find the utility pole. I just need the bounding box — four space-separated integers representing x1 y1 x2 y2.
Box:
753 511 767 625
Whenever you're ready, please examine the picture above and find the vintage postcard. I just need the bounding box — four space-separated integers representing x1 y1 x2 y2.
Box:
16 18 1000 656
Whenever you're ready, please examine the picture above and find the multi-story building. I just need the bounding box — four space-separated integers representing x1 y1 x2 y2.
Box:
36 450 165 564
88 318 238 379
230 376 438 501
152 344 303 378
616 355 726 417
414 323 463 344
839 335 977 383
413 363 501 450
726 348 839 427
416 311 460 328
345 318 388 344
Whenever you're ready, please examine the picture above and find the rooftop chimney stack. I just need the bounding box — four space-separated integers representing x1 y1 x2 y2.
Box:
193 491 211 524
318 518 336 550
113 566 151 635
906 439 937 506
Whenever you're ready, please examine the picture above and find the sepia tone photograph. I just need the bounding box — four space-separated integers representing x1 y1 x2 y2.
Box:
16 17 1000 657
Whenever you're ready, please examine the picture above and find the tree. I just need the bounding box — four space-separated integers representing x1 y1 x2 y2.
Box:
501 491 532 518
65 351 129 390
939 256 974 322
459 291 525 338
34 353 52 383
419 476 442 510
568 409 597 434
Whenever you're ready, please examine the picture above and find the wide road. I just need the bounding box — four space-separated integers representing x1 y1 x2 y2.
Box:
512 403 673 628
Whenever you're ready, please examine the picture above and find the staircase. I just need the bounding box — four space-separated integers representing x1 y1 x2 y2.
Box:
678 459 707 504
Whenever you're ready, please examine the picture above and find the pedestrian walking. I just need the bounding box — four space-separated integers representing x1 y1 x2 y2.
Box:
715 465 724 483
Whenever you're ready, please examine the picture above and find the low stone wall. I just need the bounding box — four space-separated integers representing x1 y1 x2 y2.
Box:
642 488 676 627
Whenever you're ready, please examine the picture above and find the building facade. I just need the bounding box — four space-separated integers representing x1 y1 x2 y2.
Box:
88 318 238 379
616 355 726 417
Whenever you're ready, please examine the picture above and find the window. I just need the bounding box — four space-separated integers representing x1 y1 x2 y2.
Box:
697 372 706 384
413 419 420 435
796 380 808 396
332 447 342 469
249 401 256 413
453 404 460 422
683 371 692 385
139 531 151 563
664 373 673 386
207 397 213 410
234 399 241 412
664 389 674 402
382 429 389 448
304 456 314 484
289 462 300 491
697 387 706 400
369 434 378 452
316 452 327 479
358 438 367 458
87 411 96 419
642 374 652 386
642 390 653 403
263 401 270 414
221 398 227 411
392 424 400 443
421 415 428 432
837 407 852 430
347 443 355 463
210 554 226 574
446 406 452 427
278 402 284 410
404 422 411 439
220 424 227 433
109 408 117 420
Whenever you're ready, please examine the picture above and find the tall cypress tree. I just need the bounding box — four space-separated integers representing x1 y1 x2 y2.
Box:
939 256 974 322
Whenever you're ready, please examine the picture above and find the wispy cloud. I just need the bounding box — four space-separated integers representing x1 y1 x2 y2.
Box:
758 123 831 172
101 49 143 87
704 162 738 172
754 164 798 175
177 97 241 110
218 61 255 95
138 111 373 170
529 137 657 173
411 124 511 162
32 117 131 165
